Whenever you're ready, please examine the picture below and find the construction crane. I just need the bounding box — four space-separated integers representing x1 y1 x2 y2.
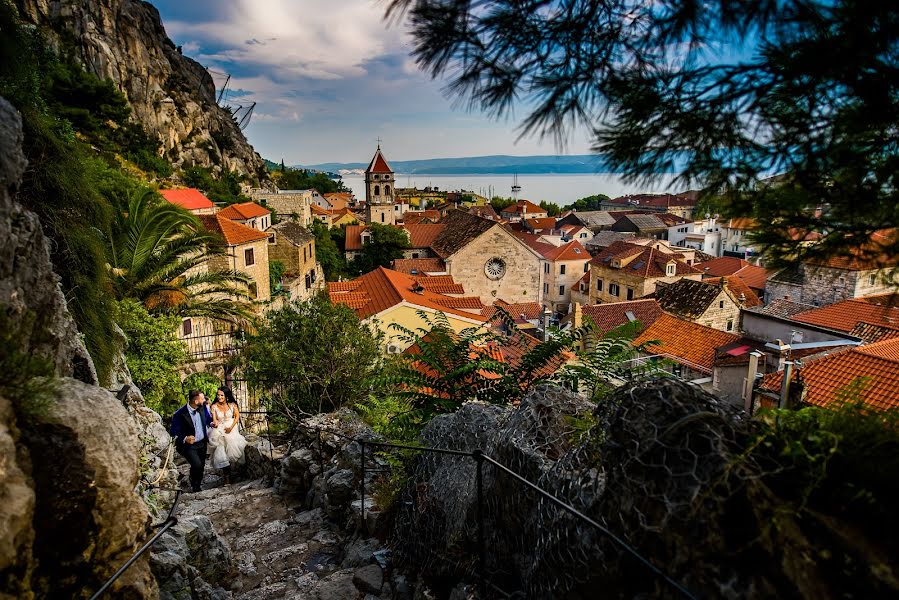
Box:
208 68 256 130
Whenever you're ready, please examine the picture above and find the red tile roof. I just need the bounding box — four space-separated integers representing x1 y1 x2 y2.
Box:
792 296 899 333
580 299 663 333
697 257 770 292
543 240 590 262
726 218 757 231
392 258 447 274
328 267 486 322
431 296 485 310
159 188 214 211
198 214 270 246
633 313 740 373
758 338 899 411
403 224 446 248
805 229 898 270
416 275 465 295
703 276 763 308
511 232 559 258
217 202 271 220
344 225 365 250
849 322 899 343
311 204 332 216
524 217 557 230
482 300 544 321
402 210 442 224
366 148 393 173
591 241 700 278
501 200 544 215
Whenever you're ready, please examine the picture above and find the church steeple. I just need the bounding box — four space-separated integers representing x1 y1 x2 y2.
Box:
365 145 396 225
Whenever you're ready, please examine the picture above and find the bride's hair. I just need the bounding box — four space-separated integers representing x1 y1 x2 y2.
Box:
217 385 238 405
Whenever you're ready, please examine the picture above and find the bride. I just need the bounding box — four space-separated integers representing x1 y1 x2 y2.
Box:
207 386 248 484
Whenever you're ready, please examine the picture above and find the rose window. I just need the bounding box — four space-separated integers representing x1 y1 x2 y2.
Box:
485 257 506 280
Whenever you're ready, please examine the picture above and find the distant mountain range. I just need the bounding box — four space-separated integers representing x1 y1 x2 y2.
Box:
297 154 659 175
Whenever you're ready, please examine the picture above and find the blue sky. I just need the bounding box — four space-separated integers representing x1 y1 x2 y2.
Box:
152 0 595 165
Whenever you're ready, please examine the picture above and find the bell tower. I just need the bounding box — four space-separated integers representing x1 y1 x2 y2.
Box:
364 144 396 225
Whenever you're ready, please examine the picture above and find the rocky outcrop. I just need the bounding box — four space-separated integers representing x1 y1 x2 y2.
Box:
0 96 155 598
0 96 96 385
15 0 267 180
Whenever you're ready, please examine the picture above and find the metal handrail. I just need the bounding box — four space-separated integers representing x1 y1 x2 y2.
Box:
89 487 182 600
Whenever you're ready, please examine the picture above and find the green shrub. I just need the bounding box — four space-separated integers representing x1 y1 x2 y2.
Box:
116 299 188 416
181 372 222 404
0 309 56 424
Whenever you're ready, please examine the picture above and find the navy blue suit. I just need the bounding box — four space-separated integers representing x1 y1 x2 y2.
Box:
170 404 214 491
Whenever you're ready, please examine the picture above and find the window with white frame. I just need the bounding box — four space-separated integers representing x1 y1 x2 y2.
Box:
609 283 620 296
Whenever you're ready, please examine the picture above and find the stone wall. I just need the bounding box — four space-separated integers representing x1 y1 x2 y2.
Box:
696 288 742 332
249 192 312 226
589 265 701 303
446 226 543 304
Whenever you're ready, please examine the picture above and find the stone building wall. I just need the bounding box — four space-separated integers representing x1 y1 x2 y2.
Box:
446 227 542 304
696 289 742 332
249 192 312 226
228 239 271 303
544 259 590 313
589 266 701 304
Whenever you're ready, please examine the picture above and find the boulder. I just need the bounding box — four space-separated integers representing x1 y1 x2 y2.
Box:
0 396 35 599
353 564 383 595
25 378 156 598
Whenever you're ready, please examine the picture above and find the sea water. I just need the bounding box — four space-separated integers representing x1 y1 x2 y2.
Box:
340 173 680 206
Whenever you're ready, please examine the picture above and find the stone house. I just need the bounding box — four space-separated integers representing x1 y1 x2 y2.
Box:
515 235 591 314
159 188 216 215
588 241 702 304
198 214 271 304
556 210 617 232
329 267 487 353
343 223 444 262
310 204 333 228
765 241 899 306
217 202 272 232
499 200 547 222
601 192 699 220
432 210 545 305
267 221 323 301
248 189 313 226
633 313 740 390
696 256 770 300
654 277 760 333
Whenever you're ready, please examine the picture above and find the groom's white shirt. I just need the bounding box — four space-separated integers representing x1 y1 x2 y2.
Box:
187 404 205 442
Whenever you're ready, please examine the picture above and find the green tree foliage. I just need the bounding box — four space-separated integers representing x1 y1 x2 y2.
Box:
539 200 561 217
182 371 223 404
349 223 410 275
271 166 347 194
181 166 249 205
116 299 188 415
750 403 899 552
106 191 255 324
389 0 899 267
0 309 56 424
269 260 285 295
383 309 573 419
490 196 516 213
564 194 611 212
310 221 348 281
241 295 383 427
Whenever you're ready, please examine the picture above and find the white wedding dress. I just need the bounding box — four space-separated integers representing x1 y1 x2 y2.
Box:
208 404 248 469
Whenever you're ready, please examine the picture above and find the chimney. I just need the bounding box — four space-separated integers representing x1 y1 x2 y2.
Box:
779 361 794 409
744 351 763 413
572 302 583 329
541 306 550 342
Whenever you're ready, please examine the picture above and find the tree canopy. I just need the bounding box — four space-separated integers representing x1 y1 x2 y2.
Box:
388 0 899 267
349 223 411 275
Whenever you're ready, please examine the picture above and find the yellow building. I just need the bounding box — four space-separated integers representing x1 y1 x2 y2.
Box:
588 240 701 304
328 267 487 353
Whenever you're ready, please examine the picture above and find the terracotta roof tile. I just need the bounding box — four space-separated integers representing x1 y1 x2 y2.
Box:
726 218 757 230
402 210 441 224
328 267 486 322
403 224 446 248
468 205 500 220
344 225 365 250
591 241 699 278
581 299 663 334
524 217 557 230
198 214 270 246
500 200 544 215
804 229 898 269
482 300 544 321
543 240 589 262
758 338 899 411
392 258 447 274
703 276 763 308
634 313 740 373
431 210 497 258
159 188 214 210
217 202 270 220
311 204 331 216
792 297 899 333
431 296 485 310
849 322 899 343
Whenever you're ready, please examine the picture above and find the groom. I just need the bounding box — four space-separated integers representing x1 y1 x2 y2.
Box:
170 390 217 492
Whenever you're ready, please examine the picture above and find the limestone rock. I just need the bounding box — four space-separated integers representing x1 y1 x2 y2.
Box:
0 96 96 385
313 569 359 600
15 0 267 180
26 378 156 598
0 396 35 599
352 564 383 595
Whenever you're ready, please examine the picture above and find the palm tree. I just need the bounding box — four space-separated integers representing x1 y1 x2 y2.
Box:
106 191 255 324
